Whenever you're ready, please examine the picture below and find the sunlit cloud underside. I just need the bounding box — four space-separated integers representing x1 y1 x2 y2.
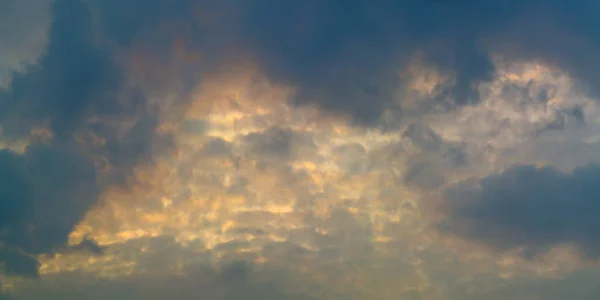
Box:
3 2 600 298
2 59 595 299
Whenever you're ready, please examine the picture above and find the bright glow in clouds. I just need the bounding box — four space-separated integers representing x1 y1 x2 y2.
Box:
3 2 600 298
4 60 599 300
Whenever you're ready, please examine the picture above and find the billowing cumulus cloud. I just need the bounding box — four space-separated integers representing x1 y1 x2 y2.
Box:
3 0 600 299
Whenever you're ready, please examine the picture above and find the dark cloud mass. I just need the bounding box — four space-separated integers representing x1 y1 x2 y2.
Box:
441 164 600 258
0 0 122 140
2 0 600 280
91 0 600 124
0 0 164 277
0 145 99 276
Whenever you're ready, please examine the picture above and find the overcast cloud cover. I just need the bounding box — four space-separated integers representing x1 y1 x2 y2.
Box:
2 0 600 299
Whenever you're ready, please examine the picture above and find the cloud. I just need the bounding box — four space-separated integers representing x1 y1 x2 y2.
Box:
448 269 600 300
6 234 337 300
84 0 600 125
3 0 600 298
0 145 99 276
9 261 318 300
401 123 467 189
403 162 446 190
0 249 39 278
0 0 52 89
0 0 123 141
243 126 317 166
441 163 600 258
534 105 586 137
0 0 175 277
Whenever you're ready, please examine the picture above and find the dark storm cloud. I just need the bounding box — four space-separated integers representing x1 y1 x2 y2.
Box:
0 145 99 276
238 0 498 122
440 164 600 259
0 0 169 277
2 0 600 279
91 0 600 125
0 0 122 141
0 0 172 167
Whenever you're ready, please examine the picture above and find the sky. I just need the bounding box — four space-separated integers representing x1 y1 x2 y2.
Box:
1 0 600 299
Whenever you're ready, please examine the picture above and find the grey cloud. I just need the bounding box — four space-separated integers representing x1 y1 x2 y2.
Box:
226 176 249 195
402 123 467 189
6 235 330 300
102 114 176 182
0 0 175 277
403 162 445 190
0 144 99 276
403 123 467 166
89 0 600 125
333 143 370 175
524 137 600 171
1 0 179 173
4 0 600 286
243 127 317 166
243 127 294 160
67 236 104 255
9 262 316 300
534 105 586 137
308 207 373 261
447 269 600 300
0 0 52 89
213 240 251 254
202 138 234 158
440 163 600 258
499 82 560 109
181 119 208 135
403 123 446 153
261 241 313 263
0 0 122 141
0 248 40 278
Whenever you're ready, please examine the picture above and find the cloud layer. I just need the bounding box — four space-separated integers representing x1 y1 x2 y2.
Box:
442 164 600 258
2 0 600 299
91 0 600 123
